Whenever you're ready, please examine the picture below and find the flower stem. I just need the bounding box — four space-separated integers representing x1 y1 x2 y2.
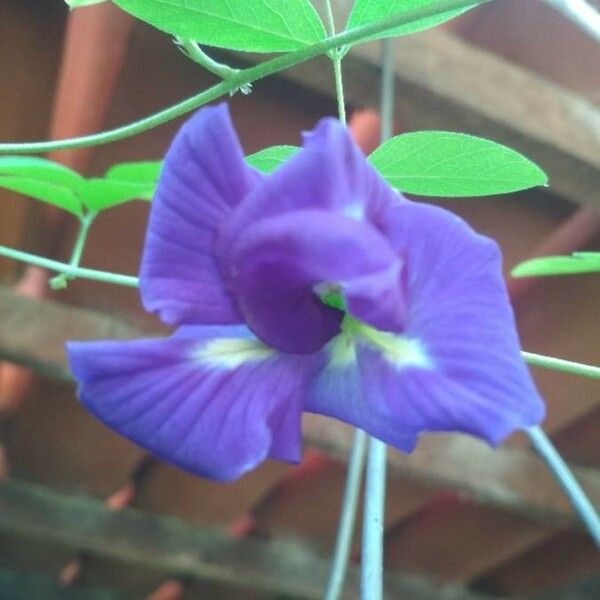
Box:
324 0 346 125
527 426 600 548
176 39 241 80
522 351 600 380
361 437 387 600
324 429 367 600
0 0 490 154
359 37 395 600
49 211 96 290
0 244 138 288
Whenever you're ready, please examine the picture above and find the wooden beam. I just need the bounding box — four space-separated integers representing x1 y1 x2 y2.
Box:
1 285 599 528
241 27 600 209
303 415 600 528
0 477 485 600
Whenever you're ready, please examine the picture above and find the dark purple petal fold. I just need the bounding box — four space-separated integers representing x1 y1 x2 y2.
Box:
140 104 261 327
228 209 404 353
67 326 320 481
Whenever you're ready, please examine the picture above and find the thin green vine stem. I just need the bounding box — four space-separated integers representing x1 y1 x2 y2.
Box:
324 429 368 600
0 0 490 154
360 36 396 600
0 244 139 287
522 351 600 380
361 437 387 600
49 211 97 289
176 38 241 80
322 6 362 598
527 426 600 548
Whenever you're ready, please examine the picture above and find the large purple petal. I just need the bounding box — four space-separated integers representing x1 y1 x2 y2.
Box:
140 104 261 326
219 118 403 258
308 202 544 447
228 210 404 353
67 326 320 481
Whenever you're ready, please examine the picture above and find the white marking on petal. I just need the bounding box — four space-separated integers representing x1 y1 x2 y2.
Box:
343 202 365 221
194 338 274 369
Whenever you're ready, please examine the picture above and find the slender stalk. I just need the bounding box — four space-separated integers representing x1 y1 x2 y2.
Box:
361 437 387 600
542 0 600 43
522 351 600 380
527 426 600 548
0 0 491 154
324 0 346 125
0 244 138 287
49 211 97 289
176 38 241 80
322 7 362 598
324 429 368 600
360 37 396 600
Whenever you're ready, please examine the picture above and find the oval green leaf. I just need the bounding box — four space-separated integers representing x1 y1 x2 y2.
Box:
0 176 82 217
346 0 483 41
512 253 600 278
0 157 83 189
105 161 162 185
368 131 547 197
246 145 299 173
113 0 326 52
80 179 155 211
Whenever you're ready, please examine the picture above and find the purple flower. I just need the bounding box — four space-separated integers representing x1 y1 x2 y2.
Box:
67 104 544 482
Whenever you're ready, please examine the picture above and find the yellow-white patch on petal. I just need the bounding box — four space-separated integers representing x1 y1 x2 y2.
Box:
338 316 432 370
195 338 275 369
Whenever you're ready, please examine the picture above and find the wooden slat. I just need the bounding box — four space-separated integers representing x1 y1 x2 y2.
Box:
0 477 485 600
2 286 598 528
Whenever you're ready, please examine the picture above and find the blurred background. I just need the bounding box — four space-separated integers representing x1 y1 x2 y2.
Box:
0 0 599 598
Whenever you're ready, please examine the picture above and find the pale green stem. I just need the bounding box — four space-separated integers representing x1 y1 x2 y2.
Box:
49 211 97 290
522 351 600 380
361 437 387 600
360 37 396 600
324 429 368 600
0 0 491 154
324 0 346 124
527 426 600 548
322 5 361 598
0 244 138 287
176 38 241 80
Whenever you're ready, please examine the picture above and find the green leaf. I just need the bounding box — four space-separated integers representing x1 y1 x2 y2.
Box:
512 253 600 278
65 0 107 8
346 0 483 40
0 176 82 217
246 145 299 173
369 132 548 197
0 157 84 189
112 0 326 52
105 161 162 185
79 179 155 211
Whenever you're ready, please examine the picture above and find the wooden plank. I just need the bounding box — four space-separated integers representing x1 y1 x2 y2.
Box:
240 26 600 209
303 415 600 529
1 285 599 528
0 477 486 600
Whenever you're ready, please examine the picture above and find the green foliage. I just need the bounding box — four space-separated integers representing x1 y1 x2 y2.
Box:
512 253 600 278
112 0 326 52
0 176 83 217
345 0 483 40
0 157 155 217
105 161 162 185
369 131 547 197
246 145 299 173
